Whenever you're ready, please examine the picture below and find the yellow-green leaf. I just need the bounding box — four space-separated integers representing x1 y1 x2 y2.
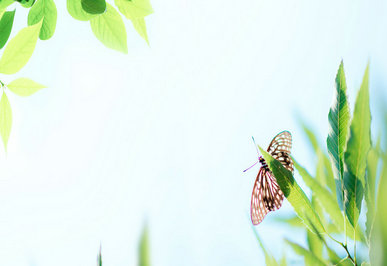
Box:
344 64 371 227
139 225 150 266
0 20 42 74
0 92 12 151
259 147 325 235
7 78 45 96
67 0 97 21
90 4 127 53
114 0 153 20
131 18 149 44
27 0 57 40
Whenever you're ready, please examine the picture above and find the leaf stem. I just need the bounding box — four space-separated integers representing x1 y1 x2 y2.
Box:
326 234 357 265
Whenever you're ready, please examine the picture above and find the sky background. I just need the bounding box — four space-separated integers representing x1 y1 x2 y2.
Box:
0 0 386 265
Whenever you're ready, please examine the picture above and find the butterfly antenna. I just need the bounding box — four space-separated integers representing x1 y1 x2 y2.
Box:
252 136 260 156
243 161 259 172
243 136 261 172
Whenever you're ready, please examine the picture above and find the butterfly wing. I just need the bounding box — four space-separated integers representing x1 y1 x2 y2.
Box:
267 131 294 173
250 167 285 225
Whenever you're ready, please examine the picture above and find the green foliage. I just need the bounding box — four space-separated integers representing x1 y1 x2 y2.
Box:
0 9 15 49
27 0 57 40
97 246 102 266
7 77 45 96
90 4 128 53
82 0 106 15
259 147 325 235
67 0 97 21
115 0 153 44
254 61 382 265
0 0 153 151
327 61 351 209
0 92 12 151
139 225 150 266
343 65 371 228
286 239 326 265
0 19 42 74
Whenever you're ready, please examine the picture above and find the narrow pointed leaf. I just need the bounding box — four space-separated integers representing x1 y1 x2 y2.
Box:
274 215 304 228
139 225 150 266
306 198 323 263
294 159 343 230
259 147 325 234
343 64 371 227
327 61 351 210
252 228 278 266
365 135 381 242
114 0 153 20
131 18 149 44
0 92 12 151
0 10 15 49
97 246 102 266
7 78 45 96
0 20 42 74
27 0 57 40
294 158 366 242
286 240 326 266
90 4 127 53
67 0 97 21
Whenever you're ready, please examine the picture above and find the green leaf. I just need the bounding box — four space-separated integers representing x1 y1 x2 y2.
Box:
343 64 371 227
259 147 326 235
285 239 326 266
365 135 381 242
67 0 97 21
0 0 13 9
279 255 287 266
139 225 150 266
97 246 102 266
131 18 149 44
327 61 351 209
0 92 12 151
81 0 106 14
0 10 15 49
274 215 304 228
7 78 45 96
114 0 153 20
90 4 127 53
252 228 279 266
27 0 57 40
306 198 323 264
294 160 343 229
17 0 36 8
294 158 366 243
0 20 42 74
373 144 387 265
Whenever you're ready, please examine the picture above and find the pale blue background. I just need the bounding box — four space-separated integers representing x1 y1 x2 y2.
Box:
0 0 385 265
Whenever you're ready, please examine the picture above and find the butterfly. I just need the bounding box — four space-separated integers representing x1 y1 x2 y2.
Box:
245 131 294 225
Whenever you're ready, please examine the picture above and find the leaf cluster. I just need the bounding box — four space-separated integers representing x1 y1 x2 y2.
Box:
0 0 153 151
254 61 386 266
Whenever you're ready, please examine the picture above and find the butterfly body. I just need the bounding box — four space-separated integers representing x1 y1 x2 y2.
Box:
250 131 293 225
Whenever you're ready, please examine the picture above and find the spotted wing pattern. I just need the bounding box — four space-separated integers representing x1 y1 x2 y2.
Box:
250 168 284 225
250 131 293 225
267 131 293 173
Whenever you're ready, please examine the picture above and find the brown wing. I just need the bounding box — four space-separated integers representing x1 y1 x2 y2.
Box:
250 167 285 225
267 131 293 173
